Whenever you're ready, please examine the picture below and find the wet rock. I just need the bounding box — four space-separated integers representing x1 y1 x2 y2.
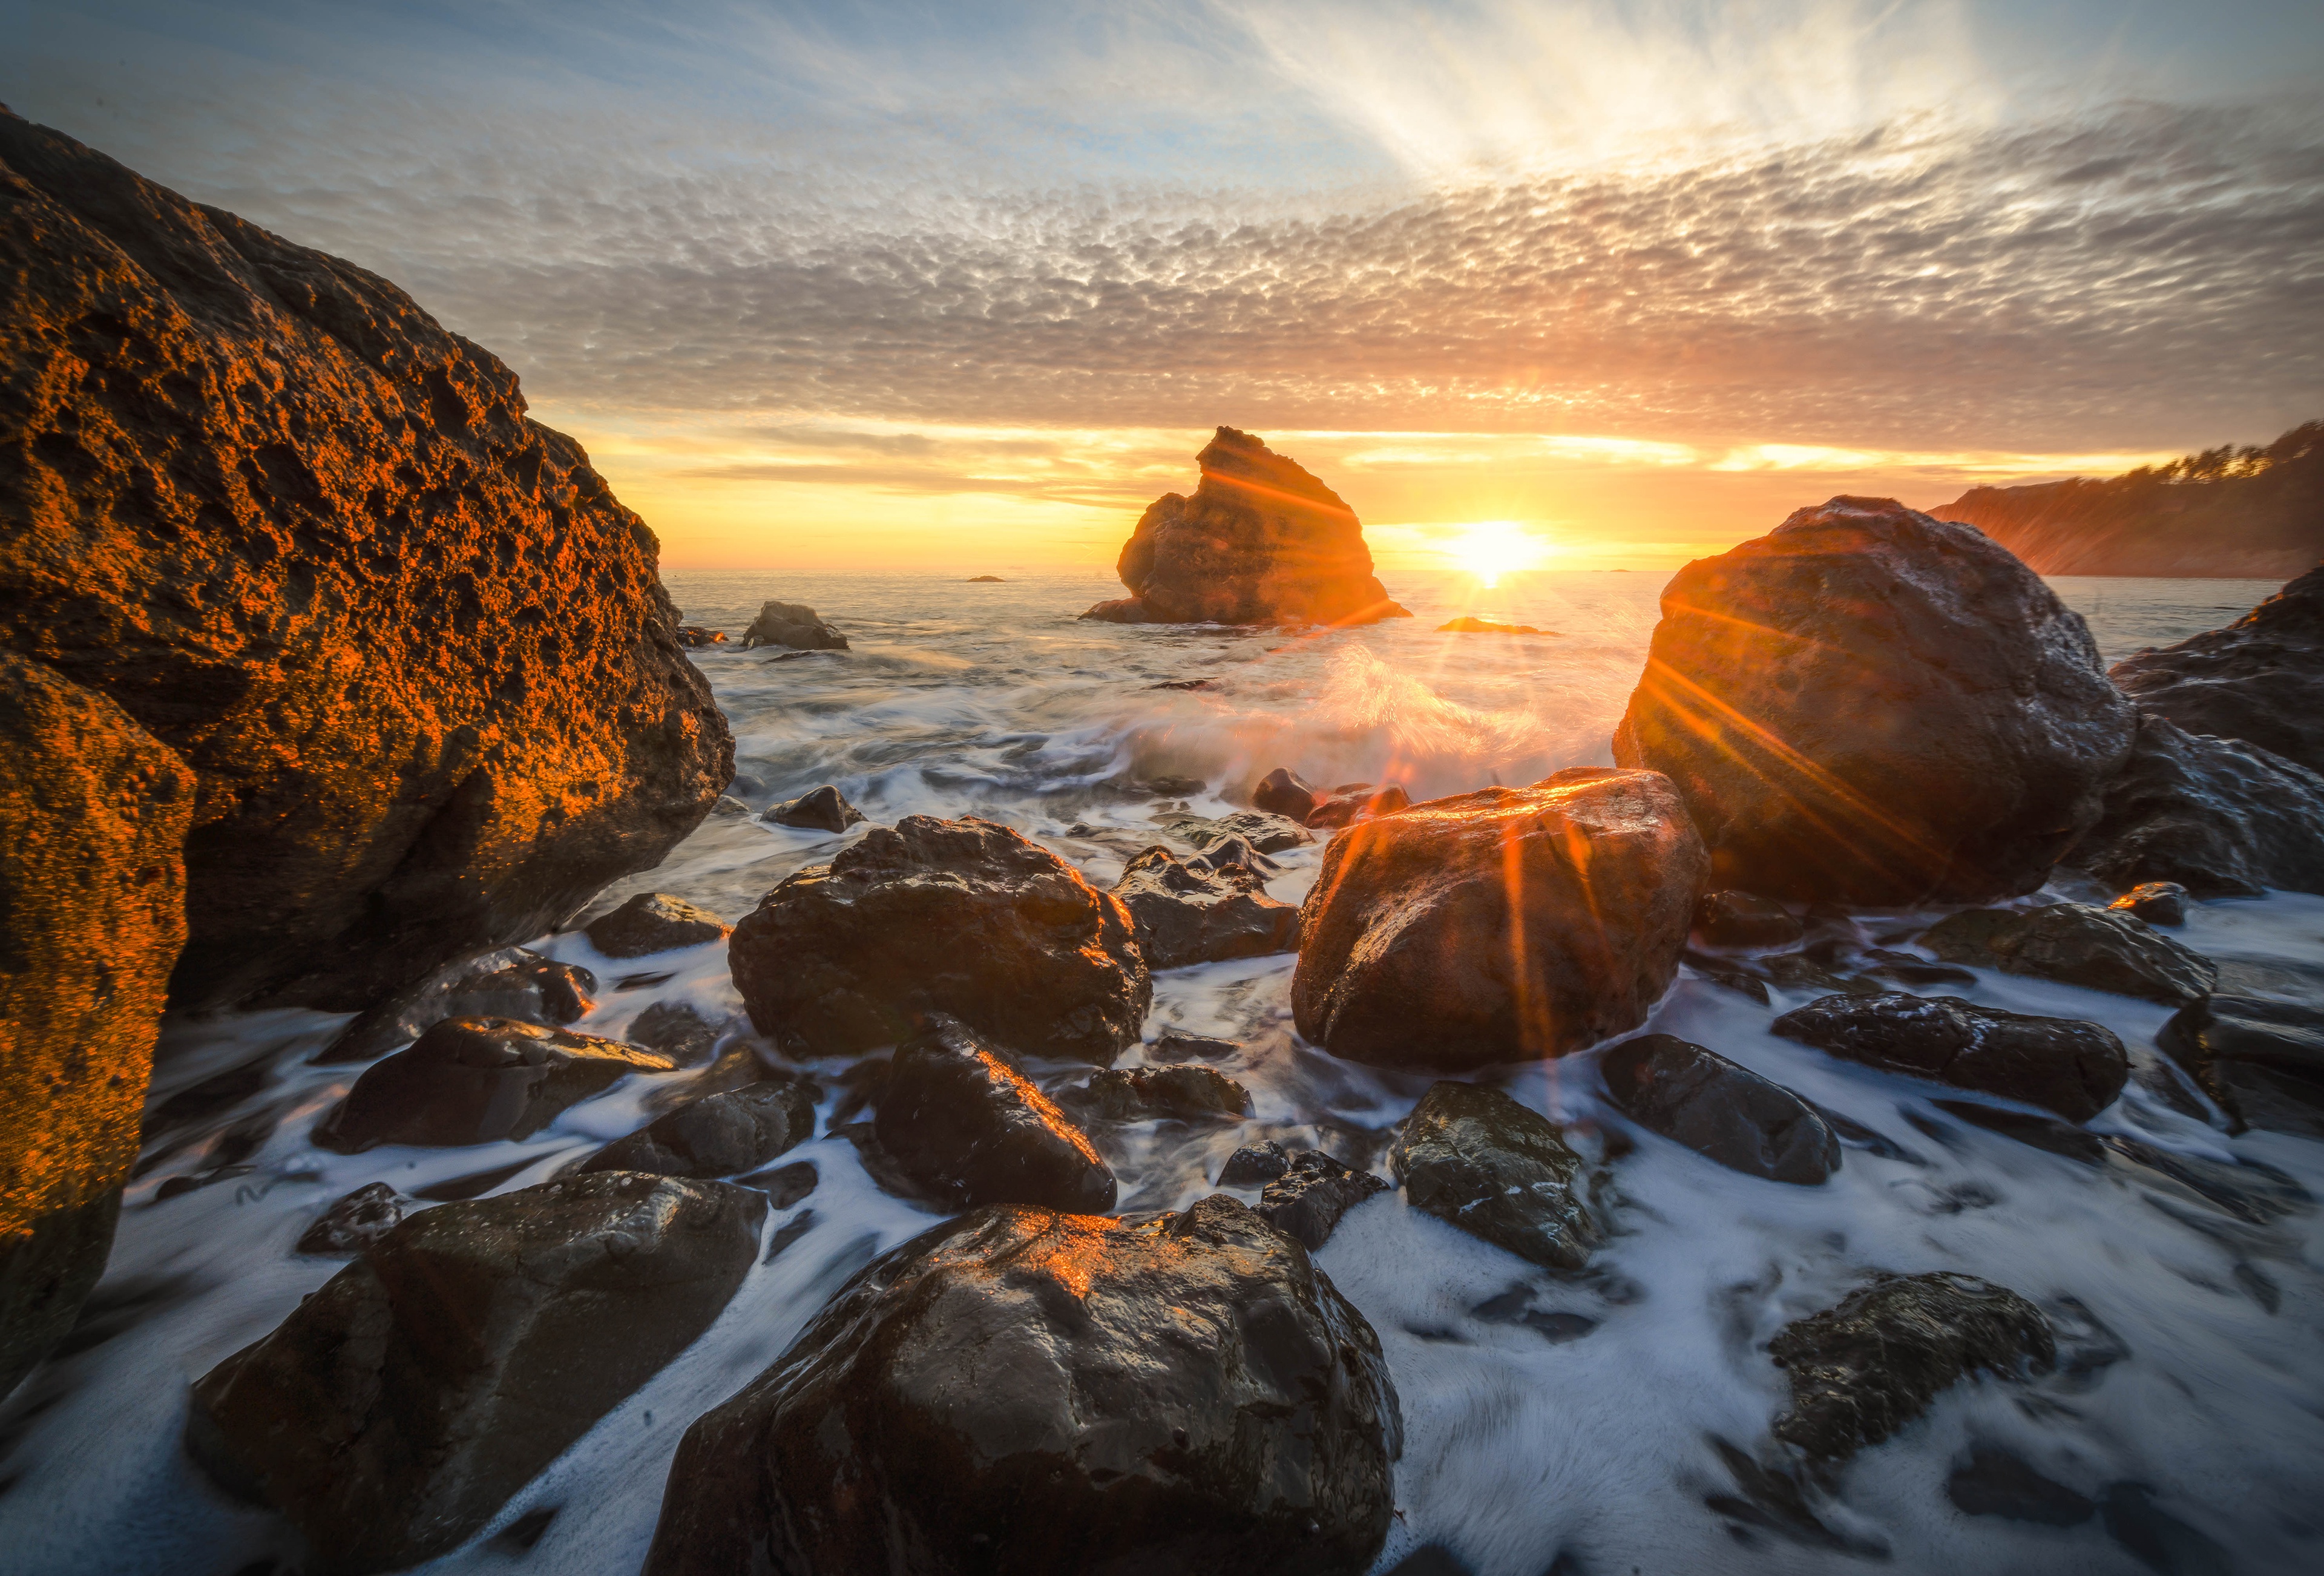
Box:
1390 1082 1601 1271
1212 809 1314 853
1153 1030 1242 1060
873 1019 1116 1213
1112 845 1300 970
1078 427 1411 627
1294 769 1709 1069
1253 766 1322 821
295 1183 407 1257
763 784 867 833
1086 1063 1251 1121
1772 993 2129 1123
1599 1035 1840 1185
2111 563 2324 776
2069 711 2324 898
315 1017 676 1152
676 626 726 648
1256 1150 1390 1250
1613 497 2135 904
1155 809 1307 858
1856 948 1978 988
709 794 752 818
584 892 729 959
189 1173 763 1575
1945 1445 2093 1525
1684 950 1773 1004
2157 994 2324 1138
1919 903 2216 1006
729 815 1150 1063
1768 1272 2055 1461
1695 890 1805 950
1219 1140 1292 1186
580 1077 819 1179
624 1000 723 1065
0 113 730 1014
318 947 599 1065
738 599 848 651
643 1196 1401 1576
2110 881 2189 926
1437 617 1548 634
744 1159 819 1210
1305 783 1411 829
1931 1100 2109 1162
1187 833 1281 876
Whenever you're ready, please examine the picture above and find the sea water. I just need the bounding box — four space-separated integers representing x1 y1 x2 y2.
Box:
4 570 2318 1575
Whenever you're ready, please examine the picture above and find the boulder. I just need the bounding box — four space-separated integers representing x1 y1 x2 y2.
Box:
1152 1031 1242 1061
2068 711 2324 898
1086 1063 1250 1121
2110 563 2324 775
2109 882 2188 926
315 1017 676 1152
624 1000 724 1065
580 1077 819 1179
189 1173 763 1575
764 784 867 833
1919 903 2216 1006
738 599 848 651
1218 1140 1292 1186
1304 783 1411 829
1293 768 1708 1069
1252 767 1322 821
1771 993 2129 1123
584 892 729 959
1599 1035 1840 1185
1694 890 1805 950
0 111 730 1013
1111 845 1299 970
1437 617 1548 634
317 947 597 1064
728 815 1150 1064
642 1197 1400 1576
873 1019 1116 1213
0 653 192 1400
1255 1150 1389 1250
1389 1082 1601 1271
1185 808 1313 855
1612 497 2135 904
2157 995 2324 1138
1767 1272 2055 1461
1078 427 1410 628
295 1183 407 1257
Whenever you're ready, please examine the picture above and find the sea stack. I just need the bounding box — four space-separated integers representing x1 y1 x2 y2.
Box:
1081 427 1409 626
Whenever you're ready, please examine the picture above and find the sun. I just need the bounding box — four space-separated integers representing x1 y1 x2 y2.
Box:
1448 520 1549 587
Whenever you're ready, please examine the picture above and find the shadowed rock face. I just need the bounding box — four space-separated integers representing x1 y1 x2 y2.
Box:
1772 993 2129 1123
2111 564 2324 777
315 1017 677 1152
1919 903 2216 1006
1111 844 1299 970
1600 1034 1840 1185
2070 710 2324 898
1613 497 2135 905
1390 1082 1601 1271
0 110 730 1013
2158 995 2324 1138
1081 428 1409 626
580 1077 819 1180
643 1197 1401 1576
875 1019 1117 1213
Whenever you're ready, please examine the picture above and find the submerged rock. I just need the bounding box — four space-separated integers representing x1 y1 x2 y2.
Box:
318 948 598 1064
738 599 848 651
764 784 867 833
1086 1063 1251 1121
1767 1272 2055 1461
1078 427 1410 628
580 1076 819 1179
1390 1082 1601 1270
295 1183 407 1257
873 1019 1116 1212
1599 1035 1840 1185
2069 711 2324 898
1772 993 2129 1123
1293 769 1708 1069
1256 1150 1390 1250
1919 902 2216 1006
728 815 1150 1063
189 1173 763 1575
1694 890 1805 950
2157 995 2324 1138
583 892 729 959
2111 563 2324 776
1152 1030 1243 1061
2109 881 2190 926
1111 844 1299 969
643 1197 1401 1576
315 1017 676 1152
1945 1445 2095 1526
1613 497 2134 904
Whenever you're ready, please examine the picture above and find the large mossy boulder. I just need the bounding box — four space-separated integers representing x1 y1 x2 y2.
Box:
1389 1082 1601 1270
2111 564 2324 777
1919 903 2217 1006
728 815 1150 1064
1111 844 1299 970
188 1173 764 1575
315 1017 675 1152
1772 993 2129 1123
873 1019 1117 1213
0 110 731 1014
1612 497 2135 904
2069 711 2324 898
1600 1034 1840 1185
643 1196 1401 1576
1293 768 1707 1069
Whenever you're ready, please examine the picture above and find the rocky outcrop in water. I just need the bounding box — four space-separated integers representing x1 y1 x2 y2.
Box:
764 783 866 832
583 891 729 957
189 1173 763 1575
873 1019 1117 1212
1254 1149 1389 1250
1600 1034 1840 1185
729 815 1150 1063
1111 844 1299 969
1919 903 2217 1006
316 947 597 1065
1293 769 1707 1069
2110 565 2324 775
2158 995 2324 1137
315 1017 675 1151
1613 497 2135 904
1080 427 1409 627
580 1077 819 1179
643 1196 1401 1576
2070 712 2324 898
1085 1063 1250 1121
1390 1082 1601 1270
1772 993 2129 1123
738 599 848 651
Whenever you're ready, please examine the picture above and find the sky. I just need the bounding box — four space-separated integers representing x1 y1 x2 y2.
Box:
8 0 2323 572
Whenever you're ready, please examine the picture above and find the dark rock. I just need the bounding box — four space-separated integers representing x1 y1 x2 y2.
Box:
315 1017 676 1152
1256 1149 1390 1250
2110 562 2324 776
1158 806 1313 855
676 625 727 648
412 1157 537 1202
581 1077 818 1179
1294 769 1709 1069
1931 1100 2109 1162
0 113 730 1014
738 599 847 651
1086 1063 1251 1121
643 1196 1401 1576
1187 833 1281 876
1078 427 1411 628
585 892 729 959
188 1173 762 1575
2157 994 2324 1137
1772 993 2129 1122
729 815 1150 1064
1946 1445 2094 1525
1437 617 1549 634
2110 881 2189 926
624 1000 723 1065
966 575 1005 582
1920 903 2216 1006
1218 1140 1292 1186
1684 950 1773 1004
2099 1482 2236 1576
1149 677 1214 690
744 1160 819 1210
1252 767 1322 821
1599 1035 1840 1184
1153 1031 1242 1060
1695 890 1804 950
2069 711 2324 898
1768 1272 2055 1461
1304 783 1411 829
318 946 598 1065
1389 1082 1601 1270
1858 948 1979 987
873 1019 1116 1213
1613 497 2135 904
1112 844 1299 970
295 1183 407 1256
764 784 867 833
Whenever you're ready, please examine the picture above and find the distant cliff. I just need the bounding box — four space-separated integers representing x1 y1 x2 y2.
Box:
1930 421 2323 577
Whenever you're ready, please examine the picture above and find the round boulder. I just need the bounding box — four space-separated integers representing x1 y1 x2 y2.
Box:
583 892 729 959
